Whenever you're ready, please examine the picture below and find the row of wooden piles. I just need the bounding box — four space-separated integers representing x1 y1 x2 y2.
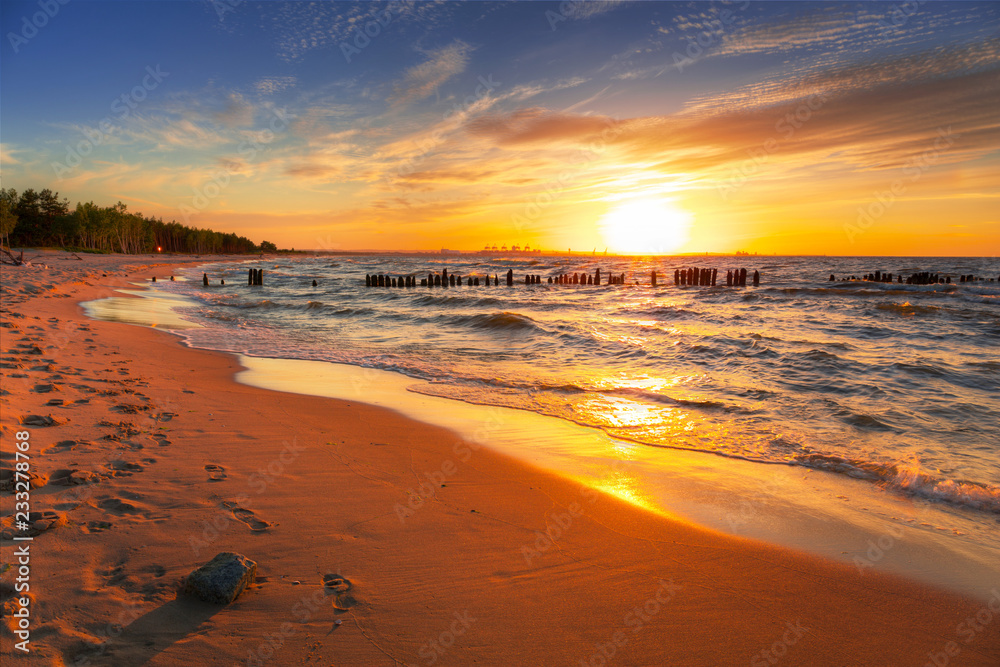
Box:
831 271 998 285
366 267 761 288
669 267 759 287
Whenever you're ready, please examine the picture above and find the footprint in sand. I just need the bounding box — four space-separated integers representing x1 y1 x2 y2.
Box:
41 440 78 454
0 511 67 539
104 460 143 476
323 574 357 610
97 497 141 514
205 464 227 482
83 520 113 533
222 501 270 532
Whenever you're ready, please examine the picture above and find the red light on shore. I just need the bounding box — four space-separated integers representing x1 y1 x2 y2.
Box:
157 246 162 252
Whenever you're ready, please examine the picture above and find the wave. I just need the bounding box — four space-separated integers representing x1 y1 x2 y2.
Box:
629 305 699 319
876 301 942 315
794 454 1000 513
837 410 895 431
241 299 275 309
602 387 743 412
448 311 540 331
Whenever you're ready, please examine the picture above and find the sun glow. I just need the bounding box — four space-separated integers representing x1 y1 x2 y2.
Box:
598 197 693 255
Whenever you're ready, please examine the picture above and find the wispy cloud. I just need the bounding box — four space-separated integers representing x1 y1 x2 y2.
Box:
467 108 616 146
254 76 297 96
1 143 21 165
388 40 473 107
214 92 255 128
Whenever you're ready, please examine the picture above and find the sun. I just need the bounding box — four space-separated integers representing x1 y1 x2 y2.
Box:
598 197 693 255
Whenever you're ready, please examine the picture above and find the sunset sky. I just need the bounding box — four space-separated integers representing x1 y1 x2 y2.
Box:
2 0 998 254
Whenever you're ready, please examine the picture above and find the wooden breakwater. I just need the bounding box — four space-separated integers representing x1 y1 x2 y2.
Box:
364 266 763 288
830 271 998 285
149 266 995 289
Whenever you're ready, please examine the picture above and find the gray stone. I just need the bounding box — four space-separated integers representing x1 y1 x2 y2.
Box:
182 552 257 604
20 415 58 426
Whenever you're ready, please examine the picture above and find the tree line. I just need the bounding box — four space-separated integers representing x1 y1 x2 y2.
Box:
0 187 273 255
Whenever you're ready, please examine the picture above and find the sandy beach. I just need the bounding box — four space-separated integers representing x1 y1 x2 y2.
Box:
1 250 999 666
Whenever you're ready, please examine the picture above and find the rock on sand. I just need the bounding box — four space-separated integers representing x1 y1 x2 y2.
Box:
182 552 257 604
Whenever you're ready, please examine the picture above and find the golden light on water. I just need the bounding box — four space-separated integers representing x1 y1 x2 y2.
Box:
598 197 693 255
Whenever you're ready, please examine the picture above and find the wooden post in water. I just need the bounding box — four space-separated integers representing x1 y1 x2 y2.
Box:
203 273 209 286
248 269 254 285
739 268 747 287
651 270 657 287
753 270 760 287
711 268 718 286
507 269 514 286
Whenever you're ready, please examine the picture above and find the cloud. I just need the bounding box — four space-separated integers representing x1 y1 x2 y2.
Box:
214 92 255 127
388 41 472 107
466 108 617 146
609 40 1000 180
257 0 454 63
558 0 626 23
284 163 342 180
254 76 297 96
1 143 21 165
680 37 1000 117
713 5 876 56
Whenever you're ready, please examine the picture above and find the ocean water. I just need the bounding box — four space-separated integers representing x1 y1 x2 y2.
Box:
161 255 999 507
86 254 1000 591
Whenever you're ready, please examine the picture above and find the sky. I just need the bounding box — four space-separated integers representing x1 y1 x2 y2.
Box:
1 0 998 255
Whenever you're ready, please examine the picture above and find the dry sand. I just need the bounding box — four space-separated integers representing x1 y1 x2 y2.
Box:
1 250 998 666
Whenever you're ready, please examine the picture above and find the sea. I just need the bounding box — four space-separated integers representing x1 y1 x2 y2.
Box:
85 254 1000 597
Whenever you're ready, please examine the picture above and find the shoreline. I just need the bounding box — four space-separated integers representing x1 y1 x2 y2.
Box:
2 251 999 665
92 255 1000 601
